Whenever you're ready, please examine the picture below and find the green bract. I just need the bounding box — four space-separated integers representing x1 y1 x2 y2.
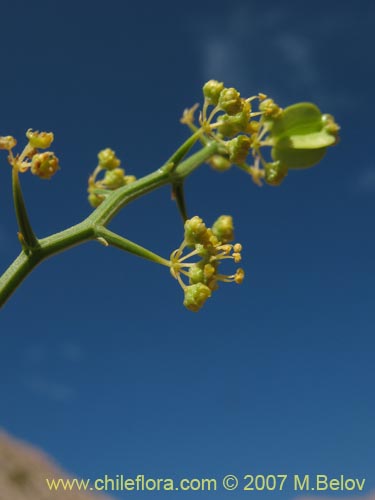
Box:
267 103 339 169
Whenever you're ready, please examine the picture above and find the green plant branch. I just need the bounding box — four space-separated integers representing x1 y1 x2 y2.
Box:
94 226 170 267
0 80 340 312
0 140 219 308
89 140 218 226
161 128 203 172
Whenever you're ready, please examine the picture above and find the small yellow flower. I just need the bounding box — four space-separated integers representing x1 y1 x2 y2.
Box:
183 283 212 312
203 80 224 106
98 148 121 170
31 152 60 180
0 136 17 150
26 129 54 149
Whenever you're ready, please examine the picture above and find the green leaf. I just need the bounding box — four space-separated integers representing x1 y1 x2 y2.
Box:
267 102 338 169
269 102 323 140
272 146 327 169
270 102 338 149
277 130 337 150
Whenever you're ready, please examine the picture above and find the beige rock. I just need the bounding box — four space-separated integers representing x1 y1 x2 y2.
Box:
0 430 111 500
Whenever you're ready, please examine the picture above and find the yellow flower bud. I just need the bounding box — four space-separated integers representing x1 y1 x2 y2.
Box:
0 136 17 150
124 174 137 184
203 80 224 105
218 87 243 115
264 161 288 186
322 114 340 144
183 283 212 312
184 216 210 246
31 152 60 179
88 192 105 208
203 263 215 279
26 129 54 149
103 168 126 189
218 100 251 137
227 135 251 164
246 120 260 134
98 148 121 170
259 98 282 118
234 268 245 284
188 263 204 284
211 215 234 243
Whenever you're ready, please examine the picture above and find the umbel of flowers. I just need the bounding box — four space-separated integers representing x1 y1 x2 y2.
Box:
0 130 59 179
181 80 340 187
170 215 244 312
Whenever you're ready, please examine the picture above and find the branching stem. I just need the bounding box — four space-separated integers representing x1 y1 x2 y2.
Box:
0 140 219 308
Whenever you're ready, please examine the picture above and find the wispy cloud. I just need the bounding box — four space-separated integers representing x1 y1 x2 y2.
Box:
191 2 365 110
26 341 83 364
26 375 74 402
59 341 82 362
23 341 82 401
275 33 318 87
356 167 375 193
202 37 244 87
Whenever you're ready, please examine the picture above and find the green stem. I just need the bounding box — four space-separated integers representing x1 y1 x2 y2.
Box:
12 168 39 250
160 128 203 172
0 221 94 306
0 140 219 308
95 226 170 267
88 140 218 226
172 182 188 222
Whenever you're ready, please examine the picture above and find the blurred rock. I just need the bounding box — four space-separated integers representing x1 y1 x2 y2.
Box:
0 430 110 500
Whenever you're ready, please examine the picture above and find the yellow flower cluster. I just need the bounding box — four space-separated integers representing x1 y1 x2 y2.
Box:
0 130 59 180
170 215 244 312
88 148 136 207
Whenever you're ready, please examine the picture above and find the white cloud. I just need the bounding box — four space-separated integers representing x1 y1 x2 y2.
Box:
275 33 318 87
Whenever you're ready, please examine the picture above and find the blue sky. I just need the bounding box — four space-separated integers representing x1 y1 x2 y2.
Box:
0 0 374 498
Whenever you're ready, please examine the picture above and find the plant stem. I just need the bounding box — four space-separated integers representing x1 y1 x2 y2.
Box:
12 168 39 250
95 226 170 267
0 220 94 306
0 140 219 308
89 140 218 226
